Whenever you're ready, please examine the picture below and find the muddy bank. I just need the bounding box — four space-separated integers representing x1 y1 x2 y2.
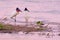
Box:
0 23 51 33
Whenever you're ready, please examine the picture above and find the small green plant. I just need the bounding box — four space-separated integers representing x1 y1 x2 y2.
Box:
36 21 44 28
36 21 44 25
0 23 4 30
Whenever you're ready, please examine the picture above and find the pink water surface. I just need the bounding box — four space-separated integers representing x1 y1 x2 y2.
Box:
0 0 60 40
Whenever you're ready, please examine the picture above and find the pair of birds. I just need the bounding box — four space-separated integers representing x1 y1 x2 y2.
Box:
3 8 29 20
11 7 29 19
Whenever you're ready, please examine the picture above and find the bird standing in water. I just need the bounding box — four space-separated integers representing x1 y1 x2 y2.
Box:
2 8 22 25
24 8 30 27
11 8 22 26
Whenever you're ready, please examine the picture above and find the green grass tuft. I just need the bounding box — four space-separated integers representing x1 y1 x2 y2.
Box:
0 23 4 30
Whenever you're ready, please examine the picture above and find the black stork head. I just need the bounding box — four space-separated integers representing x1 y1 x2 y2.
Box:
16 8 22 12
24 8 29 12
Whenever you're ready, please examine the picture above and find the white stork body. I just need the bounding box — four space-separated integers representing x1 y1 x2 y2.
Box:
2 11 21 24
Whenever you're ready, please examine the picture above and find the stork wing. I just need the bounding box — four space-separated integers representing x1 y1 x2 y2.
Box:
11 13 19 18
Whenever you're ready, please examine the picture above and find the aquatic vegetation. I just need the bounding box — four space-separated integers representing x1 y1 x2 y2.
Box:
0 23 4 30
36 21 44 28
0 23 14 31
5 26 13 30
36 21 44 25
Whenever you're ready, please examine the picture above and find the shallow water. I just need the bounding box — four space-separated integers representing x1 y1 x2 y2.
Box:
0 32 60 40
0 0 60 22
0 0 60 40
